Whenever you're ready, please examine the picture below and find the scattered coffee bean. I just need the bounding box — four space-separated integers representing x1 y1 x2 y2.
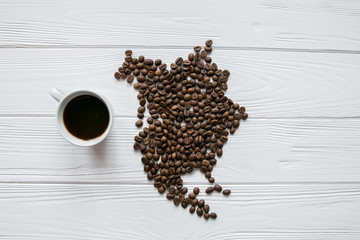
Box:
206 187 214 194
135 120 143 127
205 39 213 47
166 193 175 200
198 199 205 208
196 207 203 217
222 189 231 196
114 72 121 80
214 184 222 192
114 40 248 220
188 193 196 199
210 212 217 219
125 49 132 56
203 204 210 213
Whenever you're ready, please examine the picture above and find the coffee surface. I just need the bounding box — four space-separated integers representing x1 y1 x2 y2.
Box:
63 95 109 140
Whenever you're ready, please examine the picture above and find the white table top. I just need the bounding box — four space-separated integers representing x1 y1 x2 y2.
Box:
1 0 360 239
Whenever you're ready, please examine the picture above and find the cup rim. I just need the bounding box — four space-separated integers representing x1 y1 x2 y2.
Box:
55 90 113 147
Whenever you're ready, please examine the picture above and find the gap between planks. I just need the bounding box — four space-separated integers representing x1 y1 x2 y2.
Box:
1 114 360 119
1 45 360 54
1 181 360 185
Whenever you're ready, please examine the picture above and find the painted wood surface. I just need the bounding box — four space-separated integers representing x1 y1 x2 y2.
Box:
1 0 360 239
0 0 360 51
0 49 359 118
0 117 359 183
0 183 360 240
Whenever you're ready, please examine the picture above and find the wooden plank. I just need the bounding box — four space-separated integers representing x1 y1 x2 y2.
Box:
0 183 359 240
0 48 359 118
0 0 360 50
0 117 359 183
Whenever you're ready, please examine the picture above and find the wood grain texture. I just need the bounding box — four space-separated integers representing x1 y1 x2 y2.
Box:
0 183 359 240
0 117 359 183
0 48 359 118
0 0 360 51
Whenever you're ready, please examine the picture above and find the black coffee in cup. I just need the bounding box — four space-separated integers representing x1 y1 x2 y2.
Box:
63 95 110 140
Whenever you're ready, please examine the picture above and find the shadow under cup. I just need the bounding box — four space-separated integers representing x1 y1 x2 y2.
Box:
56 91 113 146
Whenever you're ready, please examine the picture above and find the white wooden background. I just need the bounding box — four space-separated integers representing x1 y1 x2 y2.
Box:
1 0 360 239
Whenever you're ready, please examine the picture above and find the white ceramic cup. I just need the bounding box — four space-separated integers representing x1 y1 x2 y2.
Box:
50 88 114 146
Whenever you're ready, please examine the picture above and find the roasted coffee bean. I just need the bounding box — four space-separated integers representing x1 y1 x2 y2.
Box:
125 49 132 56
204 213 210 220
188 193 196 199
135 120 143 127
193 187 200 195
196 207 203 216
114 72 121 80
198 199 205 208
175 57 183 66
189 206 195 213
203 204 210 213
173 198 180 206
242 113 248 120
194 46 201 52
127 75 134 83
191 198 198 207
205 39 213 47
181 187 188 194
210 212 217 219
208 177 215 183
166 193 175 199
144 59 154 65
214 184 222 192
206 187 214 194
181 201 188 208
158 186 165 194
222 189 231 195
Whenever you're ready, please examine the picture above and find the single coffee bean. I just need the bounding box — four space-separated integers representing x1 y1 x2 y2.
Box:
205 39 213 47
204 213 210 219
188 192 196 199
203 204 210 213
135 120 143 127
166 193 175 199
198 199 205 208
242 113 248 120
181 187 188 194
206 187 214 194
175 57 183 66
181 201 188 208
210 212 217 219
193 187 200 195
222 189 231 195
155 59 162 65
125 49 132 56
127 75 134 83
191 198 198 207
194 46 201 52
189 206 195 213
144 59 154 65
196 207 203 216
214 184 222 192
158 186 165 194
173 198 180 206
208 177 215 183
114 72 121 80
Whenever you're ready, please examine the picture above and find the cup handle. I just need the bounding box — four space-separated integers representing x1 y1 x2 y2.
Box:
50 88 65 102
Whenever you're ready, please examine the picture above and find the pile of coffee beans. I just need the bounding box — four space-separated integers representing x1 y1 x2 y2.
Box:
114 40 247 219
